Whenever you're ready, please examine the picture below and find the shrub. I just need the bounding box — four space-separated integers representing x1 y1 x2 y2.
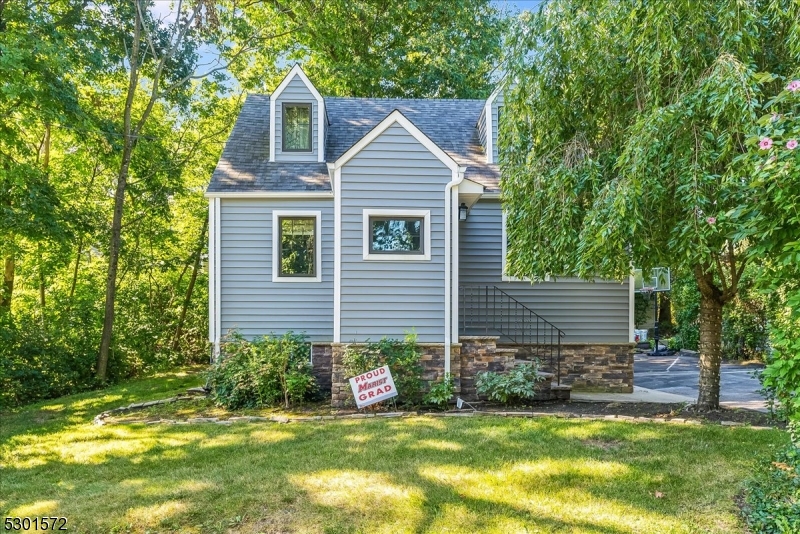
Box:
424 373 455 409
341 333 423 405
476 361 545 405
0 313 99 409
207 331 316 410
743 445 800 534
759 289 800 432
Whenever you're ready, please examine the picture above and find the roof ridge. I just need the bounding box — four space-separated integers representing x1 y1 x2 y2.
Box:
245 93 487 103
325 96 487 102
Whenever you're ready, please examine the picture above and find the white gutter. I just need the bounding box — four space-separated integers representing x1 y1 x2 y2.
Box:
204 191 333 199
214 197 221 360
208 198 215 354
444 167 467 376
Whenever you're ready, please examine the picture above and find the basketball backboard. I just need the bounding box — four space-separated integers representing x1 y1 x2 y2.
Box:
633 267 671 292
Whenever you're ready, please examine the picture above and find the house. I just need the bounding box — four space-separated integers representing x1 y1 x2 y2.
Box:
206 65 634 405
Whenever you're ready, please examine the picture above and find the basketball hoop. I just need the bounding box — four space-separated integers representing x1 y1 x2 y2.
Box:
634 268 671 294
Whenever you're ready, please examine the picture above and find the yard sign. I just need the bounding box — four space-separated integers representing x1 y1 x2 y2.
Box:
349 365 398 409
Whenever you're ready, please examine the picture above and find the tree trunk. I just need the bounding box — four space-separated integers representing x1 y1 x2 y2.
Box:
39 124 49 310
172 217 208 351
695 268 724 411
658 292 672 326
96 4 142 380
96 143 133 380
1 254 13 311
68 237 83 301
38 246 46 309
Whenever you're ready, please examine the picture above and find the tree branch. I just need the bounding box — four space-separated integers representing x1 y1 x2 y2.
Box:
713 252 729 294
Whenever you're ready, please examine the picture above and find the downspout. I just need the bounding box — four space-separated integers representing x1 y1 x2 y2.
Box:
214 197 221 360
444 167 467 376
208 198 215 362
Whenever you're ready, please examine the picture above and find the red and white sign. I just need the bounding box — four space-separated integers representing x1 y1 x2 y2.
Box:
349 365 398 409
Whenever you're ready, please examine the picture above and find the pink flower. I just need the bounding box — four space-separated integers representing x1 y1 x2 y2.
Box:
787 139 798 150
706 217 716 224
787 80 800 92
760 137 773 150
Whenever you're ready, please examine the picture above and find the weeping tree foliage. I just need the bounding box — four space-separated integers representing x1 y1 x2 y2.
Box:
501 0 799 409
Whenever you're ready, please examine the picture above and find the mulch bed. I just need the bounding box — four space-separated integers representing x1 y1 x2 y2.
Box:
99 394 784 429
504 400 782 428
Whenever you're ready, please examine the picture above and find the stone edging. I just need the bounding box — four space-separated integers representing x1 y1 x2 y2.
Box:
93 395 200 425
93 396 775 430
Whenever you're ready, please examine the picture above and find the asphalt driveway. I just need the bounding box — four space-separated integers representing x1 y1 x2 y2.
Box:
634 351 767 411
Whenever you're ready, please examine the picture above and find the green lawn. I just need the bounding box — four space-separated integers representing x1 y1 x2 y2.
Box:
0 371 788 534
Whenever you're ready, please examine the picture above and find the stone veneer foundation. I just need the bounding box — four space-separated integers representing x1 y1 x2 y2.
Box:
311 344 333 392
317 338 634 407
329 343 461 408
503 342 635 393
558 343 634 392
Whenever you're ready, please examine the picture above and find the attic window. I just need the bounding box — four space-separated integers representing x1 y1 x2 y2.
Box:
282 103 312 152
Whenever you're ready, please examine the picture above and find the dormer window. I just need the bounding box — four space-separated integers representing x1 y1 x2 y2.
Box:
283 103 312 151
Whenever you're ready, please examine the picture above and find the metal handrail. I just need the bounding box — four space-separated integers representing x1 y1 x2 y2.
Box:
459 285 566 385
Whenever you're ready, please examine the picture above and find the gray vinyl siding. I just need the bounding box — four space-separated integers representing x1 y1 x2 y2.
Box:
340 123 450 343
459 199 630 343
274 76 320 162
491 93 503 163
219 198 333 341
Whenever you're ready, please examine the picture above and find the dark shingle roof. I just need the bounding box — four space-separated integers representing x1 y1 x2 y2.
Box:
207 94 500 194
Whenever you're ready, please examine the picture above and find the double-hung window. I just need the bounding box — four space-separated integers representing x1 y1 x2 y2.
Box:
362 209 431 261
282 103 312 152
272 211 321 282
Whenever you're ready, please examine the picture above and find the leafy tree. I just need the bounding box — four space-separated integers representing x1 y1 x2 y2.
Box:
0 0 97 312
501 0 799 409
92 0 280 379
739 77 800 430
235 0 507 98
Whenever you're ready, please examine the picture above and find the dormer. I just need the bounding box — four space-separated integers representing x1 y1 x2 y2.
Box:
269 65 326 163
478 85 503 164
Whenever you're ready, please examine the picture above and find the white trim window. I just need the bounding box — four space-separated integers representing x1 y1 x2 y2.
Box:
272 210 322 282
362 209 431 261
282 102 313 152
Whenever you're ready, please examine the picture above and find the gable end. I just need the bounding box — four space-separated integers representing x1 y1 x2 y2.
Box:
269 65 325 163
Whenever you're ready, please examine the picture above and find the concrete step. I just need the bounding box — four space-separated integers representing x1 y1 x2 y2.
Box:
534 381 571 401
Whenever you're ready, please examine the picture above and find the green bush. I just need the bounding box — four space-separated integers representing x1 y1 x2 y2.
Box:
341 334 423 405
743 445 800 534
0 313 99 409
207 331 316 410
424 373 455 409
476 361 545 405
